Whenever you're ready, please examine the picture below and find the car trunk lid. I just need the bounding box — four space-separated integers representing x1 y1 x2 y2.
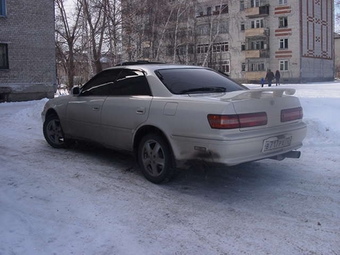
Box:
220 88 302 129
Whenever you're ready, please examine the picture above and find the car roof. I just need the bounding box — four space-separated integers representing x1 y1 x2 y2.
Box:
106 63 205 73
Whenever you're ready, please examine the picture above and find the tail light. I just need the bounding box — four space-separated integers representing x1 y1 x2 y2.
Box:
208 112 267 129
281 107 303 122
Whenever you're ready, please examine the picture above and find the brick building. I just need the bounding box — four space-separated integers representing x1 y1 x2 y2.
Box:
0 0 55 102
122 0 334 83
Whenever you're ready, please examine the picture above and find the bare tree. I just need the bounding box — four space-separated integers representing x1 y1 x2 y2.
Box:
201 0 225 67
336 0 340 33
121 0 147 61
55 0 83 89
81 0 109 74
106 0 122 65
170 0 191 63
154 6 176 60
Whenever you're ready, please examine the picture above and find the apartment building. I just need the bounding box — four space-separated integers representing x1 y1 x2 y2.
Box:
122 0 334 83
242 0 334 82
0 0 55 102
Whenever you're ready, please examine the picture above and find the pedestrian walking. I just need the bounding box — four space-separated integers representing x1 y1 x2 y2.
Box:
265 69 274 87
275 70 281 86
260 77 265 87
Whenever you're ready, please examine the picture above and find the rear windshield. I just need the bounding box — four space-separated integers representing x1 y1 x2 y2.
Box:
155 68 247 94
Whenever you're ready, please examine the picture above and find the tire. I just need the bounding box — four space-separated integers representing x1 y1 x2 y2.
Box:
43 114 69 148
138 134 175 184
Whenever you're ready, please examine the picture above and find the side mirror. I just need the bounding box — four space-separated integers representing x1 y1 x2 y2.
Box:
71 86 80 95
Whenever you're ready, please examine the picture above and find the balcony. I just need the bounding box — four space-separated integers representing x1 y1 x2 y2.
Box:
245 5 270 17
245 71 267 82
245 49 269 59
245 27 269 37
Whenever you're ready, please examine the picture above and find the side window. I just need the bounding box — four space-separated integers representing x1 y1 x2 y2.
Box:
0 43 9 69
80 69 120 96
109 70 151 96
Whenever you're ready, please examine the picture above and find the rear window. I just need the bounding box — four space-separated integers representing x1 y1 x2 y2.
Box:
155 68 247 94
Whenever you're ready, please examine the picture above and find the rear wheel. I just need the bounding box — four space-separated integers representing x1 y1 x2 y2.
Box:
43 114 69 148
138 134 175 184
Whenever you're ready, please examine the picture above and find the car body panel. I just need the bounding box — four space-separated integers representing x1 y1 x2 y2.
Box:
65 96 106 142
99 96 152 150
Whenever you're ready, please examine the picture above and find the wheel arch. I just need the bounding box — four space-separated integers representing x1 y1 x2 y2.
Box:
45 108 59 119
44 108 66 135
133 125 173 157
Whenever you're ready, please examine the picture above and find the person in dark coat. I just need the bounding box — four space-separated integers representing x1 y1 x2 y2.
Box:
275 70 281 86
265 69 274 87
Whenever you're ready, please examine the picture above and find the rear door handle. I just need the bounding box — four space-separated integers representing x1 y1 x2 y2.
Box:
136 107 146 114
92 106 100 111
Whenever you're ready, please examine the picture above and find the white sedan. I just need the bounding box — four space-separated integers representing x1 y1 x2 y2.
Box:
42 63 307 183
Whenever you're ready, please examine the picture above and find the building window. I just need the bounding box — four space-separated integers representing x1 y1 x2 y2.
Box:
213 4 228 14
197 44 209 54
279 38 289 49
197 42 229 54
0 43 9 69
279 0 287 5
240 22 245 31
240 0 245 11
221 4 228 14
250 62 265 71
220 60 230 73
250 0 262 8
197 24 210 35
241 63 246 71
241 43 246 51
213 42 229 52
176 46 186 55
0 0 6 16
279 17 288 28
280 60 288 71
207 7 212 15
217 20 229 34
249 40 265 50
251 19 264 29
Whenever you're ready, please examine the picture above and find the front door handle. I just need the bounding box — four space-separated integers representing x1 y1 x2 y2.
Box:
92 106 100 111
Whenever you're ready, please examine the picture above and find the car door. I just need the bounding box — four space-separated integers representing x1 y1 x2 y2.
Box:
99 69 153 151
65 69 120 142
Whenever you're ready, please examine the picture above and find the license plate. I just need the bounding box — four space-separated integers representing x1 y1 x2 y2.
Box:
262 135 292 152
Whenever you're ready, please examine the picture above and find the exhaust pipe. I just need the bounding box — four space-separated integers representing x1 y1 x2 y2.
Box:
271 151 301 161
282 151 301 159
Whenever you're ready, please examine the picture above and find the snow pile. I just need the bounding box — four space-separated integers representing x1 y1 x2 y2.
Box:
10 99 48 122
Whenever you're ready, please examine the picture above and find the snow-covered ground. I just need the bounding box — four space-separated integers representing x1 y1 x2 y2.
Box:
0 82 339 255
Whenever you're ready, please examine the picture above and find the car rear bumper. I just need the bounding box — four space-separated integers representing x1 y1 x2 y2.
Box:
170 121 307 167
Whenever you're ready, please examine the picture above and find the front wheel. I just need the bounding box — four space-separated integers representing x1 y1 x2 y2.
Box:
138 134 175 184
43 114 69 148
